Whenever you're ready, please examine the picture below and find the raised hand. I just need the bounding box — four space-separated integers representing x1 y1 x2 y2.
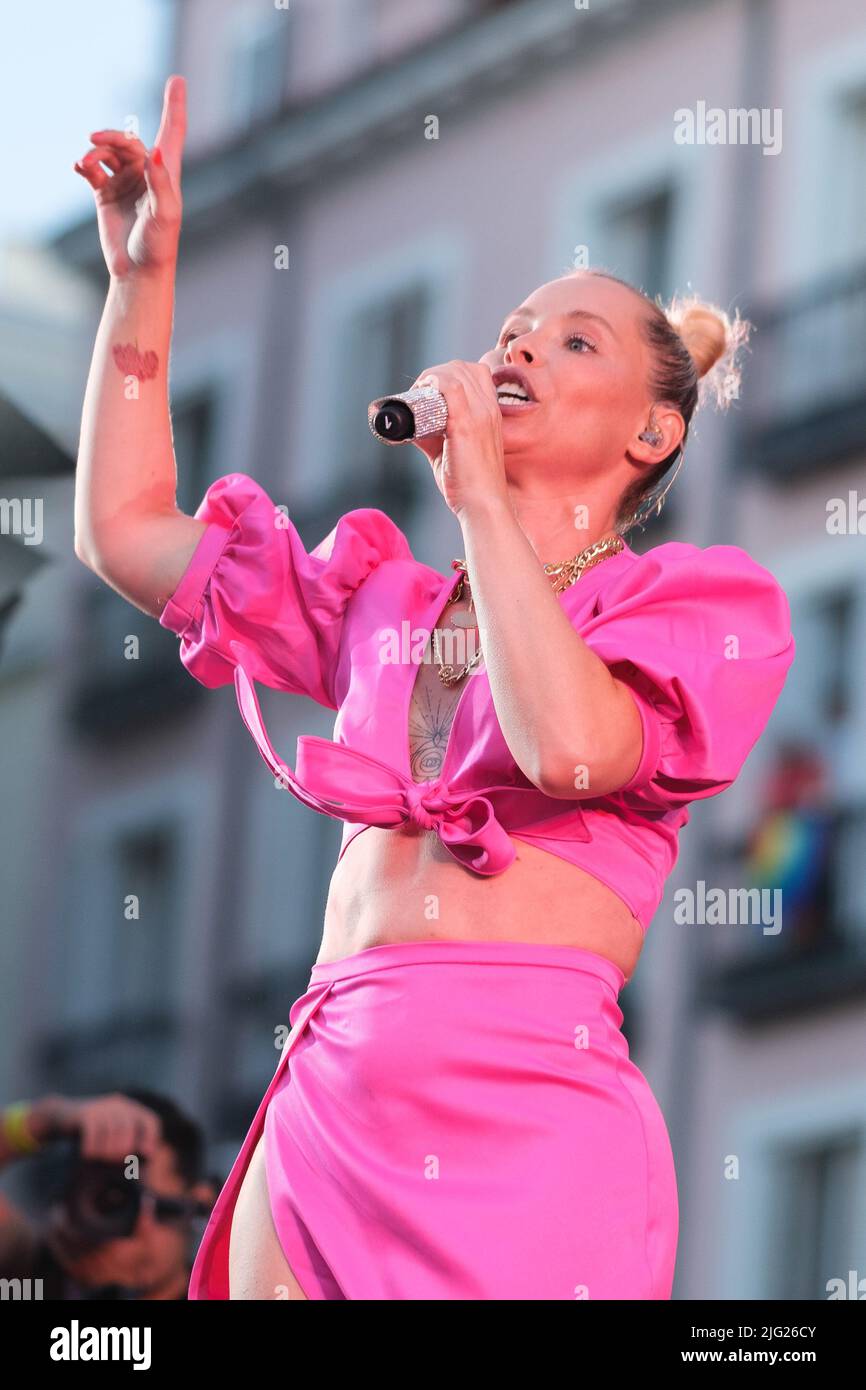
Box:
73 74 187 279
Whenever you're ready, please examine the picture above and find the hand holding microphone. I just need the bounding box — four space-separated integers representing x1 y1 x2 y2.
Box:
367 361 509 519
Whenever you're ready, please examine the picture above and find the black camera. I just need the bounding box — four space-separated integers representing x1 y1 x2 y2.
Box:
55 1135 211 1245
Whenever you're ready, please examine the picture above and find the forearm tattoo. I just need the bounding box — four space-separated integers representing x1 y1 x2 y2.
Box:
112 343 159 380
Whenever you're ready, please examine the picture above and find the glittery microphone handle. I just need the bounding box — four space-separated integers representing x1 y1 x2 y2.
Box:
367 387 449 445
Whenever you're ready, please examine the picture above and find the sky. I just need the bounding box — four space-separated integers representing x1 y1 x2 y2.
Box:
0 0 168 248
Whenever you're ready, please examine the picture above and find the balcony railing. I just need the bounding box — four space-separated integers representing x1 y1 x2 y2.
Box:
66 582 203 741
737 260 866 478
698 804 866 1022
36 1010 181 1095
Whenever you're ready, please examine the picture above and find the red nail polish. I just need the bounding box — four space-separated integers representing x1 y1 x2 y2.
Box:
152 147 162 166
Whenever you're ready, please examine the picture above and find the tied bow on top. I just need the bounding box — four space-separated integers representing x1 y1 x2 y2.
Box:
233 663 592 875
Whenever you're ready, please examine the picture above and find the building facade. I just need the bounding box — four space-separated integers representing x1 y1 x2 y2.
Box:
2 0 863 1298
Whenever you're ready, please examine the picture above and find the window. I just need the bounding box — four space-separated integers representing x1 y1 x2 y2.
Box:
51 817 183 1091
785 586 855 733
822 588 856 724
109 824 179 1013
769 1131 862 1299
600 185 676 302
333 281 431 517
702 569 866 992
836 86 866 262
230 10 293 128
173 391 216 519
725 1081 866 1299
61 820 180 1023
758 275 866 429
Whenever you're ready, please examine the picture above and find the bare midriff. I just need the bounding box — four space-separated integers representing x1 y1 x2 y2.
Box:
317 827 645 983
315 584 646 984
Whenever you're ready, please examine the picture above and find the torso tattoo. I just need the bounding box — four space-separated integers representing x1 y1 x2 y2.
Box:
407 593 481 783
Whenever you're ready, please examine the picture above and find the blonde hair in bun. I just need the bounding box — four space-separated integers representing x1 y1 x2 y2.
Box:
665 292 752 412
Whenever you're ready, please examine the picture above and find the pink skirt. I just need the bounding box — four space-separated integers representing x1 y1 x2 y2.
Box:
188 939 678 1300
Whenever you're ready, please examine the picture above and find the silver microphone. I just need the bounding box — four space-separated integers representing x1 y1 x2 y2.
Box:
367 386 448 445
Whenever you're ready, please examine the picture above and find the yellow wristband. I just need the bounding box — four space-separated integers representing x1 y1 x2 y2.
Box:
1 1102 41 1154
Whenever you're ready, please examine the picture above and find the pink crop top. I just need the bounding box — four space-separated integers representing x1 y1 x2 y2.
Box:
159 472 796 932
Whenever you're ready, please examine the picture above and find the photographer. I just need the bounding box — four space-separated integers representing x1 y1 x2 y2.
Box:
0 1088 216 1300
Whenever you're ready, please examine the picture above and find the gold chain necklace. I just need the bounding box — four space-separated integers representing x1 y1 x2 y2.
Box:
431 532 625 687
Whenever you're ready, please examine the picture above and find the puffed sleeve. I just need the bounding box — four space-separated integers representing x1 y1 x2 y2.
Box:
579 542 796 810
158 472 413 710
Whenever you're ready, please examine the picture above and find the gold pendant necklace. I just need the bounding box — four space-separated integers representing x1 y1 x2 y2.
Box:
432 532 625 687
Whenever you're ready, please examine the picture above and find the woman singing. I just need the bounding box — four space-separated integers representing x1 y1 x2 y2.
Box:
73 77 795 1300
